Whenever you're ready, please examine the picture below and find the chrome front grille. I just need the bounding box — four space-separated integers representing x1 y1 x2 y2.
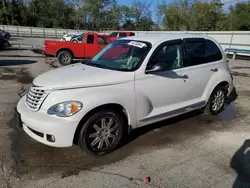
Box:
25 87 49 111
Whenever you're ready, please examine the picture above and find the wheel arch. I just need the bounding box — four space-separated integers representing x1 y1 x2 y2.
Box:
73 103 130 145
56 48 74 58
205 80 230 103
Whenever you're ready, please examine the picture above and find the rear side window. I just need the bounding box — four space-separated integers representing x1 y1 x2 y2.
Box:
130 32 135 36
119 32 127 38
206 40 223 61
87 35 94 44
184 41 210 66
109 32 118 37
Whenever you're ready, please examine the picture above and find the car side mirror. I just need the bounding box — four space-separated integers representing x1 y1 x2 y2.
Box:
145 62 167 74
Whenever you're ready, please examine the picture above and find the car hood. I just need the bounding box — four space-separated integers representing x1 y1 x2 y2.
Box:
33 63 134 90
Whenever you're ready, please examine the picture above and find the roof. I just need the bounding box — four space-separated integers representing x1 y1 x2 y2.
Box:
124 33 208 46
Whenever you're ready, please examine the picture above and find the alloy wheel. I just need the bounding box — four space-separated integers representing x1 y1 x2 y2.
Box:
211 89 225 112
87 117 118 151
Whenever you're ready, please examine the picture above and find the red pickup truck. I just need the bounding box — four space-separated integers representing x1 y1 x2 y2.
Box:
44 33 110 65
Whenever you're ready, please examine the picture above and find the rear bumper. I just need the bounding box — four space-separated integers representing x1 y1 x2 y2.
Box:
226 86 238 104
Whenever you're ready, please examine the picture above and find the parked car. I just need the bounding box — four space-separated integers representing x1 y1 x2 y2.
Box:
109 31 135 41
70 34 84 43
0 36 11 50
0 29 11 39
61 33 81 42
17 34 234 156
44 32 109 65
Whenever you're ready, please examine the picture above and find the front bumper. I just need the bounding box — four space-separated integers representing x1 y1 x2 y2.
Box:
17 96 79 147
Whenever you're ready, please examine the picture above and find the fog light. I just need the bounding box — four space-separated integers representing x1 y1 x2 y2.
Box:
47 134 55 143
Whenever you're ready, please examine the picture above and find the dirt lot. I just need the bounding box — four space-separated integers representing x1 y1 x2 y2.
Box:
0 52 249 188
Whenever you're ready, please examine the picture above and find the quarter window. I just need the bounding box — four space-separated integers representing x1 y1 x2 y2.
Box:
150 43 184 71
206 40 223 61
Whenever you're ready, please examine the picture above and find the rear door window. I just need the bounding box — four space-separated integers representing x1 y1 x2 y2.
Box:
184 40 211 66
119 32 127 38
87 35 94 44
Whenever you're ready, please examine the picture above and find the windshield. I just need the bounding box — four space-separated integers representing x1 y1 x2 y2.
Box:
86 40 152 71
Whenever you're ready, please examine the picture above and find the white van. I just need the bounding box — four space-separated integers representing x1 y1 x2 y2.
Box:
17 34 234 156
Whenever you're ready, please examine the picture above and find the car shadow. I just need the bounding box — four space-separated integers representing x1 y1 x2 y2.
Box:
8 37 23 41
230 139 250 188
0 60 37 66
123 110 203 146
120 87 238 148
31 49 43 55
0 59 36 67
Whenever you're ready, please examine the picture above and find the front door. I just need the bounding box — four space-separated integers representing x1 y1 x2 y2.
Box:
84 34 96 58
135 40 189 126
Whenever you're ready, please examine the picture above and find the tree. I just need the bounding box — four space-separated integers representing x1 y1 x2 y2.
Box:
164 2 185 30
230 1 250 31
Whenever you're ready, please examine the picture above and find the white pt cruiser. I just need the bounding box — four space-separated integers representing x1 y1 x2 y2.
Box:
17 34 234 156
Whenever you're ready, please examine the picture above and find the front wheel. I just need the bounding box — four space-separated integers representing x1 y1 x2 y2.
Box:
3 42 10 50
5 34 10 39
57 51 72 66
78 110 125 156
205 86 226 115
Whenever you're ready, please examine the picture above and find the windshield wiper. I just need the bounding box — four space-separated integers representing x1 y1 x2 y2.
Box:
81 59 90 64
88 63 111 69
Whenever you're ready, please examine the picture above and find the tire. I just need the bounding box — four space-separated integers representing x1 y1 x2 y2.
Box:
57 51 72 66
204 86 227 115
5 34 10 39
78 110 125 156
3 42 9 50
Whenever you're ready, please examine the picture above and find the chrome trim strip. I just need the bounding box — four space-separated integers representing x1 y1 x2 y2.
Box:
140 101 206 122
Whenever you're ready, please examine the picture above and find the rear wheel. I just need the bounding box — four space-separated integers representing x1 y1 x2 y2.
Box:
205 86 227 115
78 110 125 156
57 51 72 66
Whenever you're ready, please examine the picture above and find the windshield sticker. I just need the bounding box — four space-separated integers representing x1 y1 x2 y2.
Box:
127 41 147 48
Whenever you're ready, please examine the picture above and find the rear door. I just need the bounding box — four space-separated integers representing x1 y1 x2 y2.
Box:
182 38 220 103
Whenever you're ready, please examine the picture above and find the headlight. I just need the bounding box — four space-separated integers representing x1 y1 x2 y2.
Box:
47 101 82 117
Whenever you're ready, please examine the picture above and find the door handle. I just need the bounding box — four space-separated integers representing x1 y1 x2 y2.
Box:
211 68 218 72
178 74 188 79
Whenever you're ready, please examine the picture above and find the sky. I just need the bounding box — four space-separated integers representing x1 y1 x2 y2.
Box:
118 0 248 21
118 0 248 9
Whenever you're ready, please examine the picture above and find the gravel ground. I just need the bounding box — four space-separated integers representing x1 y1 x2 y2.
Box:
0 54 249 188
